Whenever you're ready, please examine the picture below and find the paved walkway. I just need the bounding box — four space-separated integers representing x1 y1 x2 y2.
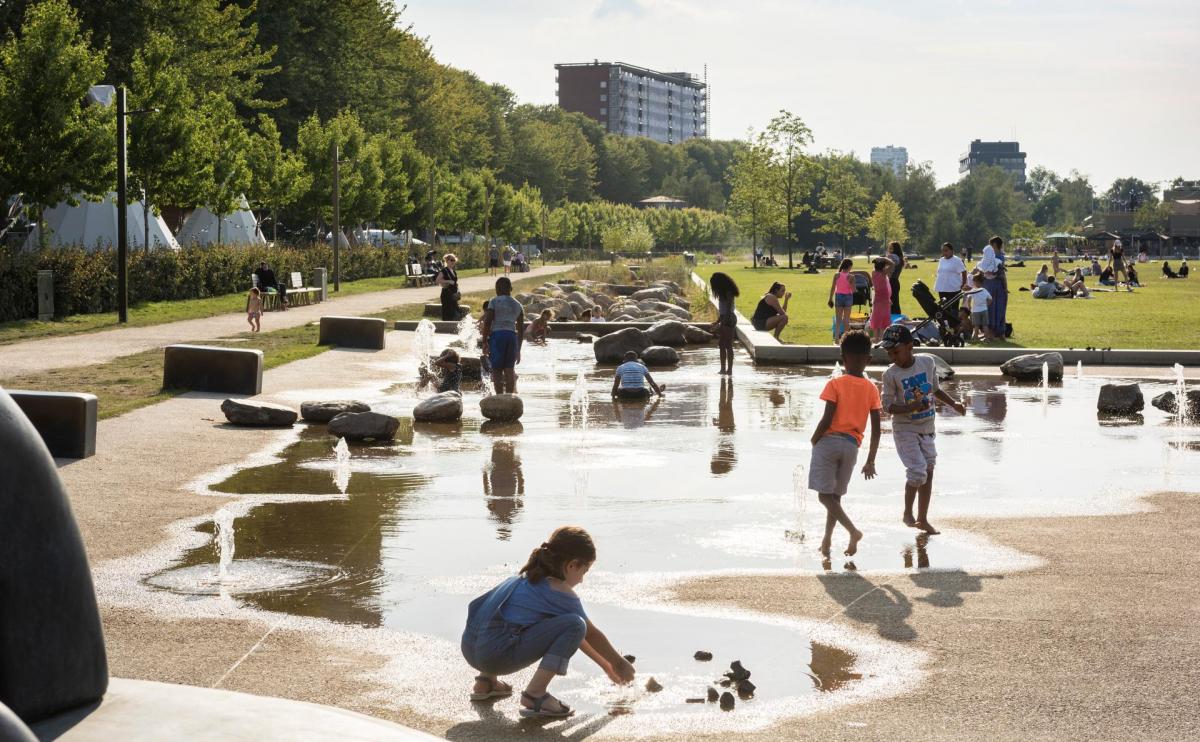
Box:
0 265 570 377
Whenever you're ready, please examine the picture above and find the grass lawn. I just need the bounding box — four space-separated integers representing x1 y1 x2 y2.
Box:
0 268 487 345
0 270 564 420
695 259 1200 349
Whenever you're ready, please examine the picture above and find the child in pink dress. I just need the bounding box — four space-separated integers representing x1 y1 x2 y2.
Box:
869 258 893 341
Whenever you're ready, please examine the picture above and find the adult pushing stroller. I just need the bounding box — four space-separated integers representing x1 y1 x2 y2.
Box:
910 280 965 347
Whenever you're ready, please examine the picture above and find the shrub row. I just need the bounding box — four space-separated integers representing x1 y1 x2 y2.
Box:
0 241 489 322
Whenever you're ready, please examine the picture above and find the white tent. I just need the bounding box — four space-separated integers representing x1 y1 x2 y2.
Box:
23 192 180 251
177 195 265 247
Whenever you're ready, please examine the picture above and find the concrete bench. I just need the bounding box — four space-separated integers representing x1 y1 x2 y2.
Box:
163 344 263 395
318 316 386 350
7 390 98 459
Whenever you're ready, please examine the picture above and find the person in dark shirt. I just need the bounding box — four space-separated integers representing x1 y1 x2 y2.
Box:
253 262 287 310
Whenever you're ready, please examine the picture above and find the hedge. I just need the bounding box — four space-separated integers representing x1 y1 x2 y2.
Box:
0 241 488 322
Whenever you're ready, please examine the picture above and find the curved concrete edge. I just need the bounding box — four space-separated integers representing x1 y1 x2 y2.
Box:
690 271 1200 367
29 678 440 742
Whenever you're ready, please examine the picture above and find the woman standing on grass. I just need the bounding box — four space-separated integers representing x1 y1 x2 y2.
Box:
886 241 906 315
437 253 460 321
977 237 1008 340
709 272 740 376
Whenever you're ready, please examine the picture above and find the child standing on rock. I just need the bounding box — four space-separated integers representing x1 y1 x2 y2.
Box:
461 526 636 718
808 330 881 557
878 325 966 535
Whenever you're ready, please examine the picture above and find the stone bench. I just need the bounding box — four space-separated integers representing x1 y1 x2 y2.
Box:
318 316 386 350
162 344 262 395
422 303 471 320
6 390 97 459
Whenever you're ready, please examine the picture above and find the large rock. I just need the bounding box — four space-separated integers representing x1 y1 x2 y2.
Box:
668 295 692 310
300 400 371 423
1097 383 1144 415
566 291 594 308
590 293 615 310
652 280 683 293
594 327 650 363
630 287 670 302
480 394 524 422
328 411 401 440
683 325 715 344
646 320 690 346
999 352 1063 381
220 399 297 427
412 391 463 423
922 353 955 381
641 346 679 366
1150 390 1200 420
639 301 691 320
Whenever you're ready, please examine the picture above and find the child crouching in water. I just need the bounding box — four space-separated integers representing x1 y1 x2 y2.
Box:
808 330 881 557
246 287 263 332
461 526 635 718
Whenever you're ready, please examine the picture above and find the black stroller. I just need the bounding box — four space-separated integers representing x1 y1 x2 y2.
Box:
910 280 965 347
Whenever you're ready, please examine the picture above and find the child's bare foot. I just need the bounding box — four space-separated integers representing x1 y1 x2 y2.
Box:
845 529 863 556
819 538 832 557
903 513 917 527
914 521 940 535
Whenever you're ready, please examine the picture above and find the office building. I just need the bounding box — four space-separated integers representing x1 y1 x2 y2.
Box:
870 146 908 177
959 140 1027 184
555 61 707 145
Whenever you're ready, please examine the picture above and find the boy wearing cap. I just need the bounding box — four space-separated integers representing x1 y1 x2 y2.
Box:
879 325 965 535
808 330 882 558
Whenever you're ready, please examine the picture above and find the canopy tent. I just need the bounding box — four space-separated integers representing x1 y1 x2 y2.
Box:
23 192 179 251
177 196 265 247
1045 232 1086 240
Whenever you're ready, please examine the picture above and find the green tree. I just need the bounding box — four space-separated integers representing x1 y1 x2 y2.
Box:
726 142 779 263
246 114 309 242
1010 219 1044 251
1102 177 1156 212
814 164 868 250
1134 198 1171 232
759 110 815 267
597 135 649 203
0 0 113 235
195 98 252 244
867 192 908 249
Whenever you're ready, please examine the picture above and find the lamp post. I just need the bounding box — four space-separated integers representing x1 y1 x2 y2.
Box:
331 141 340 292
114 85 157 323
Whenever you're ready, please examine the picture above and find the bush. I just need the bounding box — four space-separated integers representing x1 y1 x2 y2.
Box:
0 242 420 322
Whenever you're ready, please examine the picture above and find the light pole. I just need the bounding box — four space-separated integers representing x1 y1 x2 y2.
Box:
114 85 157 323
331 141 340 292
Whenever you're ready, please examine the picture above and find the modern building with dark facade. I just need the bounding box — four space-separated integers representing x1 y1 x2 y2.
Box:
959 139 1027 184
555 61 707 145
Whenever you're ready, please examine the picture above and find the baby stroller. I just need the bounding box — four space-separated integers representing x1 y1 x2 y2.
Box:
910 280 965 347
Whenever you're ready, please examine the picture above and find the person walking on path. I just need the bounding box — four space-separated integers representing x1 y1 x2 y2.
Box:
750 282 791 340
437 253 460 321
886 241 906 315
709 271 740 375
488 245 500 276
933 242 968 326
481 276 526 394
977 237 1008 339
460 526 636 718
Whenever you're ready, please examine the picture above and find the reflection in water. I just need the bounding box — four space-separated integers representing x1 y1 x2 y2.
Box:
808 642 862 692
483 440 524 540
711 378 737 475
902 534 930 569
610 395 662 430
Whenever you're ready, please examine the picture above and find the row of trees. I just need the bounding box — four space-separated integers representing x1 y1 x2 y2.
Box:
0 0 740 248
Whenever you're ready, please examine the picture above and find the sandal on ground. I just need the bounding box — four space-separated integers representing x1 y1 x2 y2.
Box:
469 675 513 701
519 691 573 718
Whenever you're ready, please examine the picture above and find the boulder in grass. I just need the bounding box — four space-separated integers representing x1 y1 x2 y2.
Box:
999 352 1063 381
328 411 400 441
645 320 690 347
412 391 463 422
683 325 715 344
1097 383 1144 415
221 399 297 427
300 400 370 423
641 346 679 366
480 394 524 422
594 327 650 363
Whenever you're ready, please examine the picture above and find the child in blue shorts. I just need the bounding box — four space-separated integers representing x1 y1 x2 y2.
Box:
481 277 526 394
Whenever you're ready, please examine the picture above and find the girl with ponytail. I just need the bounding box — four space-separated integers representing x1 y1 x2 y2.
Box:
460 526 635 718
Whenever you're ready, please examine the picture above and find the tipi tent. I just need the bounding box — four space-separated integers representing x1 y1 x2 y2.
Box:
23 193 180 251
177 195 265 247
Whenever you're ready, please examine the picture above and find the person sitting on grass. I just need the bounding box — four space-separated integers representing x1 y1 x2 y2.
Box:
611 351 665 400
1126 262 1141 287
525 309 553 345
1032 275 1059 299
433 348 462 393
1162 261 1179 279
1062 269 1090 298
1180 259 1190 278
1030 263 1049 289
808 330 880 558
460 526 636 718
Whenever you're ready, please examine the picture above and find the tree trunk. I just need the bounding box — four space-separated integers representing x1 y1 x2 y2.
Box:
143 194 150 253
217 214 223 245
273 207 278 244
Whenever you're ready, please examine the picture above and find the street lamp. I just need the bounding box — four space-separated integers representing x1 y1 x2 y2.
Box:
330 142 352 292
115 85 157 323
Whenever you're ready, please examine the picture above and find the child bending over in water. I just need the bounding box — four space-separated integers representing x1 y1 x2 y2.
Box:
525 309 552 345
461 526 636 718
433 348 462 393
808 330 881 557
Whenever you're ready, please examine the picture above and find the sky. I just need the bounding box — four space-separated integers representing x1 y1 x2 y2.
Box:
404 0 1199 191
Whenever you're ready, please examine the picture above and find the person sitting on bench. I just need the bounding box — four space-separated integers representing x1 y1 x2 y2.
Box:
254 262 287 310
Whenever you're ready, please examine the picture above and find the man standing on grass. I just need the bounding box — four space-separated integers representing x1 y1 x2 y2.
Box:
481 277 526 394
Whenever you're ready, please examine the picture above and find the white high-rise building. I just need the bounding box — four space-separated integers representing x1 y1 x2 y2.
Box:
870 145 908 177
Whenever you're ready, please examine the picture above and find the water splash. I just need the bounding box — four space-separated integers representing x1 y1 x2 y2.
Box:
1076 360 1083 381
455 313 479 353
548 342 560 387
333 437 351 495
413 319 436 373
1041 361 1049 406
1174 363 1189 424
480 373 495 397
569 371 590 430
786 463 807 543
830 362 843 379
214 507 236 581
